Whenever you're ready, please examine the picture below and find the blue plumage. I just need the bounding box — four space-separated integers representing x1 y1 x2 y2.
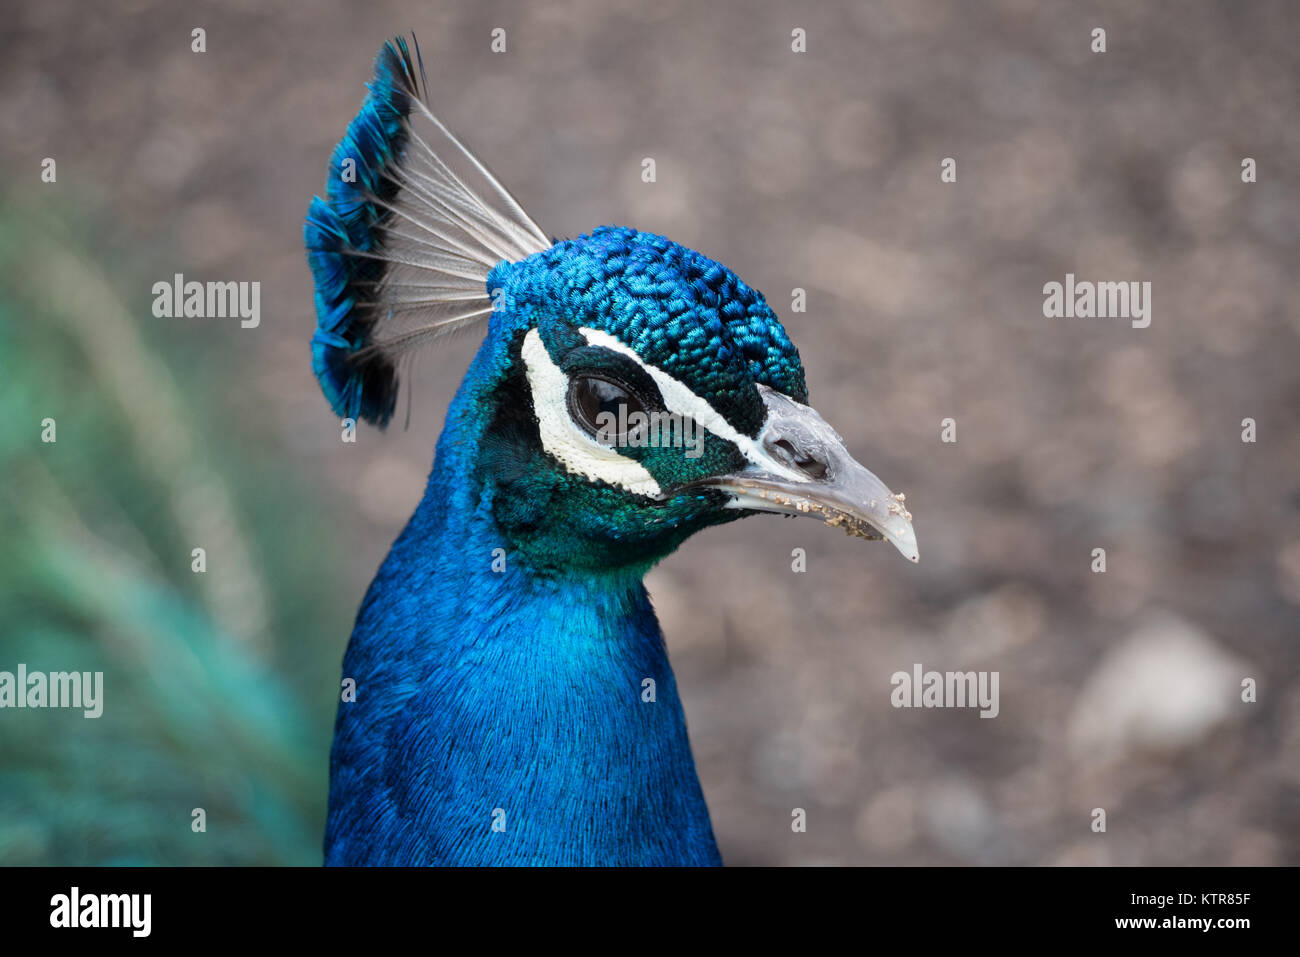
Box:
326 418 721 864
307 35 918 866
489 226 808 430
304 38 419 426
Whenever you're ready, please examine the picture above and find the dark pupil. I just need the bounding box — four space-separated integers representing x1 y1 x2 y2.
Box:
571 376 644 437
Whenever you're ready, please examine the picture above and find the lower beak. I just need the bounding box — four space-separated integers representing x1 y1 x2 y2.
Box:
680 386 919 563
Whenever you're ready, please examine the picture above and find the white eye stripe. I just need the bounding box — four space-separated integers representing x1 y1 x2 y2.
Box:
518 326 809 496
520 329 662 497
577 328 807 483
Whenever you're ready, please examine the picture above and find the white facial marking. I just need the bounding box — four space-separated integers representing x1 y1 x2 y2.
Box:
520 329 662 497
519 325 811 497
577 328 808 484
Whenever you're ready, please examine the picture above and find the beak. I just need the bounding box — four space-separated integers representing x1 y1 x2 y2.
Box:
680 385 918 563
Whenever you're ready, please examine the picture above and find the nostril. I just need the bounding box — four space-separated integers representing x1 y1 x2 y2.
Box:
799 455 829 480
769 437 829 480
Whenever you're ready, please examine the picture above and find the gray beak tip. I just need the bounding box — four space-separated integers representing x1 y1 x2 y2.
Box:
888 524 920 564
880 497 919 563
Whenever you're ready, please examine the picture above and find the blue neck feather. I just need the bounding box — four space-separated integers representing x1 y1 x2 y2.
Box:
324 329 722 866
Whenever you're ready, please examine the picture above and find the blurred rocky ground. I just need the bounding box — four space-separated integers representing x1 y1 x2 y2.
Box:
1 0 1296 864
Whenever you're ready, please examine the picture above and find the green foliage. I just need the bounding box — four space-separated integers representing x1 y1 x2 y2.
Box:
0 201 343 864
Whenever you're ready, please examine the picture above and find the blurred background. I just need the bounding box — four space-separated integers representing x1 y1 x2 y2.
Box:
1 0 1297 865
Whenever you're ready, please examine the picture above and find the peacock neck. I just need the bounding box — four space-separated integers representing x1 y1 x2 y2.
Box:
326 399 722 865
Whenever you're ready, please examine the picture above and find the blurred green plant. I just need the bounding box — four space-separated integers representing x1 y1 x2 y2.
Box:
0 199 343 864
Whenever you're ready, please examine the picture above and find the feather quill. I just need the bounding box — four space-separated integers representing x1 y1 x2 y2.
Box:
304 35 549 426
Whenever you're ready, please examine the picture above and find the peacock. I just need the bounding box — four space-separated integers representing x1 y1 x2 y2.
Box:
305 36 919 866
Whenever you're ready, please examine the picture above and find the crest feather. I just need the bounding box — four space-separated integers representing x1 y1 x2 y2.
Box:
304 35 550 426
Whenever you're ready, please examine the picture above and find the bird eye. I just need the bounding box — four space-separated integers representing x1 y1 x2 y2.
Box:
567 374 647 444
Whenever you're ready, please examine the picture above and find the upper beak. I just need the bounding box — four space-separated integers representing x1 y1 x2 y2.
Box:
680 385 918 563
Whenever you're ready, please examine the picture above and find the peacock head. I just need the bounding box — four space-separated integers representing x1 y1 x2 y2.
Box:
305 37 917 576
